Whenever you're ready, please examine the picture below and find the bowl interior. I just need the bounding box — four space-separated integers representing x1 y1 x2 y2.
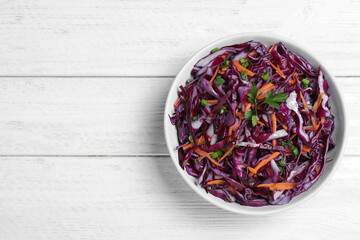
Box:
164 33 347 215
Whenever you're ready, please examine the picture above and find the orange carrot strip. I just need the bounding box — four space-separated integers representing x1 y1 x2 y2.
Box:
257 83 275 100
311 116 317 130
194 149 220 166
285 152 292 156
315 166 320 175
299 91 309 111
290 133 297 140
218 65 230 74
257 182 297 191
258 83 274 95
183 136 205 150
276 116 288 131
268 44 275 53
227 186 237 195
207 180 227 185
320 117 325 124
244 102 252 112
174 98 181 107
219 144 236 162
271 114 277 145
209 65 220 83
236 111 244 119
303 126 315 131
312 92 325 113
256 120 265 126
269 62 286 79
248 152 280 175
206 100 219 104
289 72 297 84
233 61 255 77
302 145 311 154
228 125 234 137
233 118 241 133
249 50 257 56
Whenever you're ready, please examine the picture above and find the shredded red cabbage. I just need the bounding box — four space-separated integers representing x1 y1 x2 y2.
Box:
170 41 335 206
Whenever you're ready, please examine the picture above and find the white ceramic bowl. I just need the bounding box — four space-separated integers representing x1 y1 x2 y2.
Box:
164 33 347 215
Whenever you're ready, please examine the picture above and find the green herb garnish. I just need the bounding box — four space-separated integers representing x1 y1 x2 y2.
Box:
241 71 248 80
188 136 194 143
219 106 226 114
240 58 249 68
244 86 288 126
192 116 198 120
221 57 230 68
210 150 224 159
302 78 309 89
211 47 219 53
281 140 299 156
279 157 286 167
215 76 225 86
201 99 208 106
261 71 270 81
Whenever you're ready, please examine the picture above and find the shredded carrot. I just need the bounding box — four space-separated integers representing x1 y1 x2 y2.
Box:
194 149 220 166
268 44 275 53
257 83 275 100
289 72 297 84
312 92 325 113
320 117 325 124
227 186 237 195
311 116 317 130
290 133 297 140
248 152 280 175
303 126 315 131
302 145 311 154
174 98 181 107
228 125 234 137
276 116 288 131
244 102 252 112
257 182 297 191
206 99 219 104
209 65 220 83
271 114 277 145
301 91 316 129
299 91 309 111
218 65 231 74
219 144 236 162
249 50 257 56
256 120 265 126
236 111 244 119
285 152 292 156
269 62 286 79
315 166 320 175
183 136 205 150
233 118 242 133
233 61 255 77
207 179 227 185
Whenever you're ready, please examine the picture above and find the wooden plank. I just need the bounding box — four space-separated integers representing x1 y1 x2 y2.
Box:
0 156 358 239
0 77 357 155
0 0 359 76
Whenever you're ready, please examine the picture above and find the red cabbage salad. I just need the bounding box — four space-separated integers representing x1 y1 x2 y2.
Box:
169 41 335 206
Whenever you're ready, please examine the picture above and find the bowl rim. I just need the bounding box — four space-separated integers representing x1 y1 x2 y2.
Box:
164 32 348 215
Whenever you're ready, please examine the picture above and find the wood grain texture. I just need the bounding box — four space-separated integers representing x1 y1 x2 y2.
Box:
0 76 356 155
0 0 359 76
0 156 358 240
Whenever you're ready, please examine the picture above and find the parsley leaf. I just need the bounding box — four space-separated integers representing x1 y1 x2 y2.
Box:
247 86 258 105
260 90 288 110
244 110 256 120
244 110 257 126
251 115 257 126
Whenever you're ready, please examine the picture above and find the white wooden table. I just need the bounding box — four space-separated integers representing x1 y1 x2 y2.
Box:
0 1 359 239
